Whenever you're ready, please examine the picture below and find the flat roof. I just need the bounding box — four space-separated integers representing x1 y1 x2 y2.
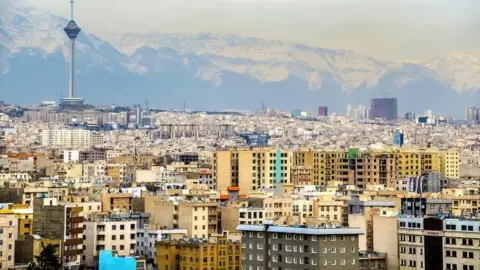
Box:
237 225 363 235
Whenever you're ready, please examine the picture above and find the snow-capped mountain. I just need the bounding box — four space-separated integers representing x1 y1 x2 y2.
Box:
0 0 478 115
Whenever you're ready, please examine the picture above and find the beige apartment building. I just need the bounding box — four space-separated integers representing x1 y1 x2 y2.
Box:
314 199 349 226
101 193 133 212
213 147 293 193
83 214 137 267
144 196 219 238
263 197 293 220
292 199 315 225
0 215 16 270
396 217 480 270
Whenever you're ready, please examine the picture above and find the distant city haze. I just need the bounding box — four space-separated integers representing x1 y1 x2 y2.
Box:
33 0 480 61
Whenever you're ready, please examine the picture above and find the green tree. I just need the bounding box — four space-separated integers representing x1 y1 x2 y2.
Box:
27 244 62 270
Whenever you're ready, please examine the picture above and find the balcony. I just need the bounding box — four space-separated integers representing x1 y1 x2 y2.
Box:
70 227 84 234
68 216 84 223
64 249 83 256
65 238 83 246
70 207 83 213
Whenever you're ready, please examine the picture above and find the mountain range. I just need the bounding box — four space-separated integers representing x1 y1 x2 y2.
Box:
0 0 479 116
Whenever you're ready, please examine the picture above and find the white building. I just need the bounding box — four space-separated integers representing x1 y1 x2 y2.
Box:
63 150 80 163
239 208 266 225
41 129 92 148
136 228 187 263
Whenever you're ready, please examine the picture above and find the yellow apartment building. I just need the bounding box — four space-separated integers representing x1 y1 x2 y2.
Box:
396 148 441 177
0 204 33 237
156 236 242 270
440 149 460 179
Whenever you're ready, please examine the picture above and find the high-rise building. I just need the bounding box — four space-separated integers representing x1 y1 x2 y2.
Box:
238 223 362 270
61 0 84 106
318 106 328 116
41 129 92 148
370 97 398 120
213 148 293 193
465 106 479 123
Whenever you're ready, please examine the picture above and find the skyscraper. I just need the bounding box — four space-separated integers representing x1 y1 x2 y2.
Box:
370 97 398 120
465 106 479 123
61 0 84 106
318 106 328 116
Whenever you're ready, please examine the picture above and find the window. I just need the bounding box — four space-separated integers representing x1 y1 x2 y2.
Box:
272 244 278 251
286 245 292 252
257 243 263 250
312 247 317 253
331 235 336 241
112 235 116 240
112 225 117 230
312 258 318 265
256 255 263 261
272 233 278 239
285 257 292 263
120 245 124 250
311 235 317 241
446 250 457 257
257 232 264 238
446 264 458 270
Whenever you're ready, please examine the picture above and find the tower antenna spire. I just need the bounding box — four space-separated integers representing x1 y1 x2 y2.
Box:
70 0 74 20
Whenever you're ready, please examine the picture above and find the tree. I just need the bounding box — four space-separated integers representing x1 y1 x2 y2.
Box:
28 244 62 270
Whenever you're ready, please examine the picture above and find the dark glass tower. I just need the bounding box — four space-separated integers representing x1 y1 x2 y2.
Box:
370 97 398 120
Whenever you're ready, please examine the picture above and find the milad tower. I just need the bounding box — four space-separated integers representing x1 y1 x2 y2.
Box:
61 0 84 107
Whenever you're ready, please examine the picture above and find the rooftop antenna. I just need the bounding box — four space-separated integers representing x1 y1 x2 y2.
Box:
70 0 74 20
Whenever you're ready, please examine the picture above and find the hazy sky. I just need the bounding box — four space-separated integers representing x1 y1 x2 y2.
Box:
33 0 480 61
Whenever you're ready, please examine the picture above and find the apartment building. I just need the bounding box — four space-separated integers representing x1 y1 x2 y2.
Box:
0 204 33 237
315 199 349 226
156 236 242 270
397 217 480 270
293 149 338 186
0 215 16 270
293 199 315 225
83 214 137 267
441 150 460 179
198 169 215 189
15 234 61 265
144 196 219 238
221 200 266 230
397 148 441 178
213 147 293 193
264 197 293 220
136 227 187 263
101 193 133 212
238 223 362 270
33 197 84 269
41 129 92 148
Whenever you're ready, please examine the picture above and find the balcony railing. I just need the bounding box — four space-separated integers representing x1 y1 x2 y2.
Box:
65 238 83 246
70 227 84 234
68 216 84 223
64 249 83 256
